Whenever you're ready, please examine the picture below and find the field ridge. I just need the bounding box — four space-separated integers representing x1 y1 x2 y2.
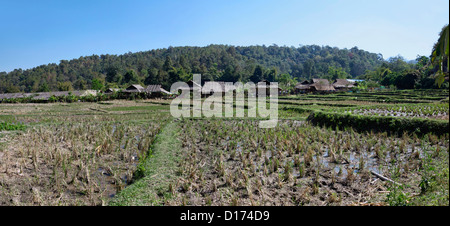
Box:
109 121 182 206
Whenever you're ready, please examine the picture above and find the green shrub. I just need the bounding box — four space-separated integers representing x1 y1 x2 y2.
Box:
307 111 449 137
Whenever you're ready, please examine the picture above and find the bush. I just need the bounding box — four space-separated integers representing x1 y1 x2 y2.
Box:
307 111 449 137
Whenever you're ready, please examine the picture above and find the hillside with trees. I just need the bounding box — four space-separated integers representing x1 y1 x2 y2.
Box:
0 44 384 93
359 24 449 90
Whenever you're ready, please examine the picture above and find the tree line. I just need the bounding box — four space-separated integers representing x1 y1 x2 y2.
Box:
1 28 447 94
359 24 449 90
0 44 384 93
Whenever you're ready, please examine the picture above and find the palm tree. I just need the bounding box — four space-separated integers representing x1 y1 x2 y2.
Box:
431 24 449 88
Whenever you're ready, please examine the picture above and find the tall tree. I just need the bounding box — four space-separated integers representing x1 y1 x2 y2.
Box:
91 78 104 90
57 81 73 91
250 65 264 82
123 70 140 85
431 24 449 88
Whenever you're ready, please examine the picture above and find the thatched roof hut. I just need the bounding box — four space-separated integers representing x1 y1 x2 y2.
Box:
124 84 145 93
294 83 311 91
294 78 335 93
104 88 121 93
146 85 173 95
0 90 98 101
146 85 162 93
311 79 330 86
310 84 335 92
333 79 355 89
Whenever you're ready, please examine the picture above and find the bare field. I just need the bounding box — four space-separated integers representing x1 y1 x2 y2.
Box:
1 92 449 206
166 120 448 206
0 100 171 205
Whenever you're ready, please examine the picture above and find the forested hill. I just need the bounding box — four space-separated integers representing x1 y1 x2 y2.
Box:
0 44 384 93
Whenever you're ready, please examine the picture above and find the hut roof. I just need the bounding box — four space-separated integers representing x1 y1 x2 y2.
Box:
146 85 162 93
0 90 95 101
333 79 355 88
126 84 145 90
31 91 87 100
312 79 330 86
82 90 98 96
310 84 335 91
123 84 145 93
294 83 311 90
146 85 173 95
105 88 121 93
0 93 26 99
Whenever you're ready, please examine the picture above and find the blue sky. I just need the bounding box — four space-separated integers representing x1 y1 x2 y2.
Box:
0 0 448 72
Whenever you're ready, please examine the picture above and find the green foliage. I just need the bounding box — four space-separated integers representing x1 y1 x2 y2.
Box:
91 78 104 91
386 184 410 206
395 70 420 89
0 122 26 131
123 69 141 85
327 66 349 80
307 110 449 137
431 24 449 88
0 45 384 93
57 81 73 91
37 83 50 92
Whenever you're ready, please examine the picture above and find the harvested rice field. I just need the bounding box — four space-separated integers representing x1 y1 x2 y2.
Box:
0 90 449 206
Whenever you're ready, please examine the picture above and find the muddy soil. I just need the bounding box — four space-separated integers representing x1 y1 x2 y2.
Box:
0 123 160 206
167 120 447 206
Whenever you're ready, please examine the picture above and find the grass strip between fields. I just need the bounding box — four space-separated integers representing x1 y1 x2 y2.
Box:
109 121 182 206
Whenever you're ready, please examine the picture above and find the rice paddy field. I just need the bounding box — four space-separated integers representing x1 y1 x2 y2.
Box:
0 89 448 206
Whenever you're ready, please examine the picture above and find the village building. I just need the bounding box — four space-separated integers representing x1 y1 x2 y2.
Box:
104 88 121 94
0 90 99 102
123 84 145 93
146 84 172 98
294 80 312 93
294 78 336 94
332 79 356 91
201 81 236 97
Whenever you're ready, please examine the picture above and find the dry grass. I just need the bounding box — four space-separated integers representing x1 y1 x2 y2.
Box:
167 119 449 206
0 101 170 205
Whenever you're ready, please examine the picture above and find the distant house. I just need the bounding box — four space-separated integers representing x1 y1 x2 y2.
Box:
0 90 99 102
294 80 313 93
104 88 121 94
83 90 98 96
146 84 173 98
312 79 329 85
332 79 356 91
310 83 335 92
31 90 98 100
201 81 236 97
0 92 28 100
294 78 335 93
123 84 145 93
